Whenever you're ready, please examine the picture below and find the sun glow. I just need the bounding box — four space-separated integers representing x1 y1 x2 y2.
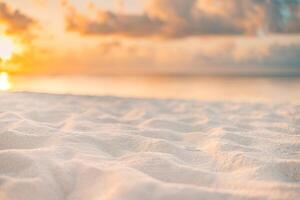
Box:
0 36 14 61
0 72 11 91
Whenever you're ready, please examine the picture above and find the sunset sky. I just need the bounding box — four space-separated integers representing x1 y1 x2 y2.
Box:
0 0 300 75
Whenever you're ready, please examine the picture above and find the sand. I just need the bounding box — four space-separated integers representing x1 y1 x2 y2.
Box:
0 92 299 200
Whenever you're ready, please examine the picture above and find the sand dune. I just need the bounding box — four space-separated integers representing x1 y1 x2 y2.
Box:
0 92 299 200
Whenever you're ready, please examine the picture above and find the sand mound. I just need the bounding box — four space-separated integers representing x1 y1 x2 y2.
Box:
0 92 299 200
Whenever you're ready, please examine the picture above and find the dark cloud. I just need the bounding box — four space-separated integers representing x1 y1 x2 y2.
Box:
0 1 36 34
266 0 300 33
193 42 300 70
62 0 300 38
62 0 242 38
245 44 300 68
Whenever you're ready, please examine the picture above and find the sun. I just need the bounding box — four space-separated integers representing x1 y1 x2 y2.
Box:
0 35 14 61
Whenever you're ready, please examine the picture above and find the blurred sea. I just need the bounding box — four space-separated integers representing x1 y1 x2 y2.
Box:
8 75 300 103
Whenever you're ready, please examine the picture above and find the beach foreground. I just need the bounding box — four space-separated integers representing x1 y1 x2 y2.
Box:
0 92 299 200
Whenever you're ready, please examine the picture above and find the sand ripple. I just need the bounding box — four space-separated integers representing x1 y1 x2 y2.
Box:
0 92 299 200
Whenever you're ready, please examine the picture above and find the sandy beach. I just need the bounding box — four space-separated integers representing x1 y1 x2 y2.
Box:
0 92 299 200
1 0 300 199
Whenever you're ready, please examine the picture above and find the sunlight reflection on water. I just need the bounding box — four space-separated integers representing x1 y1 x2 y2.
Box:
0 72 11 91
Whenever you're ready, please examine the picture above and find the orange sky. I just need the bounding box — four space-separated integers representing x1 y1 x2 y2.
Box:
0 0 300 76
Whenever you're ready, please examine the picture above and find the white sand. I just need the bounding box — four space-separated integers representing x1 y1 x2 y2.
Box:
0 92 299 200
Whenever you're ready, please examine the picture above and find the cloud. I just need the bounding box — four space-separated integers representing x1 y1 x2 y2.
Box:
99 41 300 74
266 0 300 33
30 37 298 76
192 42 300 71
62 0 162 38
62 0 242 38
62 0 300 38
0 1 36 35
239 44 300 68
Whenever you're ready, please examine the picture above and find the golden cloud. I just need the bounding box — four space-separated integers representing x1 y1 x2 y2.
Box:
0 1 36 35
62 0 300 39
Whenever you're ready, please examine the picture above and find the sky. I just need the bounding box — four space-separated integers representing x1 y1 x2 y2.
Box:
0 0 300 76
